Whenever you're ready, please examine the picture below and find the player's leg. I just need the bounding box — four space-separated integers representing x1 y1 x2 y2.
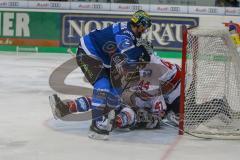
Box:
165 96 180 126
76 44 105 85
49 94 91 119
49 94 71 119
75 43 115 139
88 76 119 140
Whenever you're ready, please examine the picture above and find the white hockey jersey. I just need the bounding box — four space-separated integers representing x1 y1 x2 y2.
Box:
137 54 181 104
121 54 181 119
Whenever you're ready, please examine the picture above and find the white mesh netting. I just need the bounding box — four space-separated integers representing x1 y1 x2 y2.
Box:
183 27 240 139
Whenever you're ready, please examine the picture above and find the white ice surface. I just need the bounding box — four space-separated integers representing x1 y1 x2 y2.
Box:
0 53 239 160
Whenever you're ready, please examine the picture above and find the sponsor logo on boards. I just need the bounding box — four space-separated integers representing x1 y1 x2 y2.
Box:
61 14 199 51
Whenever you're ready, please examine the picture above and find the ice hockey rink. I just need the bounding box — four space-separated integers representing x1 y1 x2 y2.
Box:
0 53 239 160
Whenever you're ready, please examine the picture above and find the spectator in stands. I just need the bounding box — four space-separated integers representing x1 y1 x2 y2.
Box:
215 0 239 7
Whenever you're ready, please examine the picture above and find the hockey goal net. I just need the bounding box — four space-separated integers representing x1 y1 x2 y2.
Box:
180 26 240 139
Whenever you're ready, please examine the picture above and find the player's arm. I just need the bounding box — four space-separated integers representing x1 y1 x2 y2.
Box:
158 59 181 95
115 29 152 62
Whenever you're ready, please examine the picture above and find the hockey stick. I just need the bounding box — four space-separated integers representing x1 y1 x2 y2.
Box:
67 48 76 57
122 65 141 93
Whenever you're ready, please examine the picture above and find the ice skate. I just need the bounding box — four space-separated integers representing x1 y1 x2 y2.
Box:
88 120 110 140
49 94 71 119
88 110 115 140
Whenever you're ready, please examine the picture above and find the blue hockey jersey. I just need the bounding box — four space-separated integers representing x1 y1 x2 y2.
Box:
80 22 145 67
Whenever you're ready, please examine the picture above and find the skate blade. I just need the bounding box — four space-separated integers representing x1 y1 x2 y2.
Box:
88 130 109 140
49 95 61 120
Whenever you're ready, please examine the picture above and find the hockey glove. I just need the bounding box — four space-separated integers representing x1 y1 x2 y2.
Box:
136 38 154 56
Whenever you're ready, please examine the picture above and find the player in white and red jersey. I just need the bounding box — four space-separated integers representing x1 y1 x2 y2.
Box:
137 54 181 112
119 54 181 129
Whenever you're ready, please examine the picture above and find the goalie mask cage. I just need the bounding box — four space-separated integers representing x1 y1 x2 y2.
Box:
179 26 240 139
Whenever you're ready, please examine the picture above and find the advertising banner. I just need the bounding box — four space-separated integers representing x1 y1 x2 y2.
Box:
70 2 110 11
225 7 240 16
150 5 188 14
110 3 149 12
1 8 240 55
61 13 199 51
28 1 71 10
0 1 27 8
0 11 60 46
188 6 225 15
0 1 239 16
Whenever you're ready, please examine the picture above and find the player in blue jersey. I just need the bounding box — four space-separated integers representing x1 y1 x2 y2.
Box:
49 10 153 140
78 10 153 140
